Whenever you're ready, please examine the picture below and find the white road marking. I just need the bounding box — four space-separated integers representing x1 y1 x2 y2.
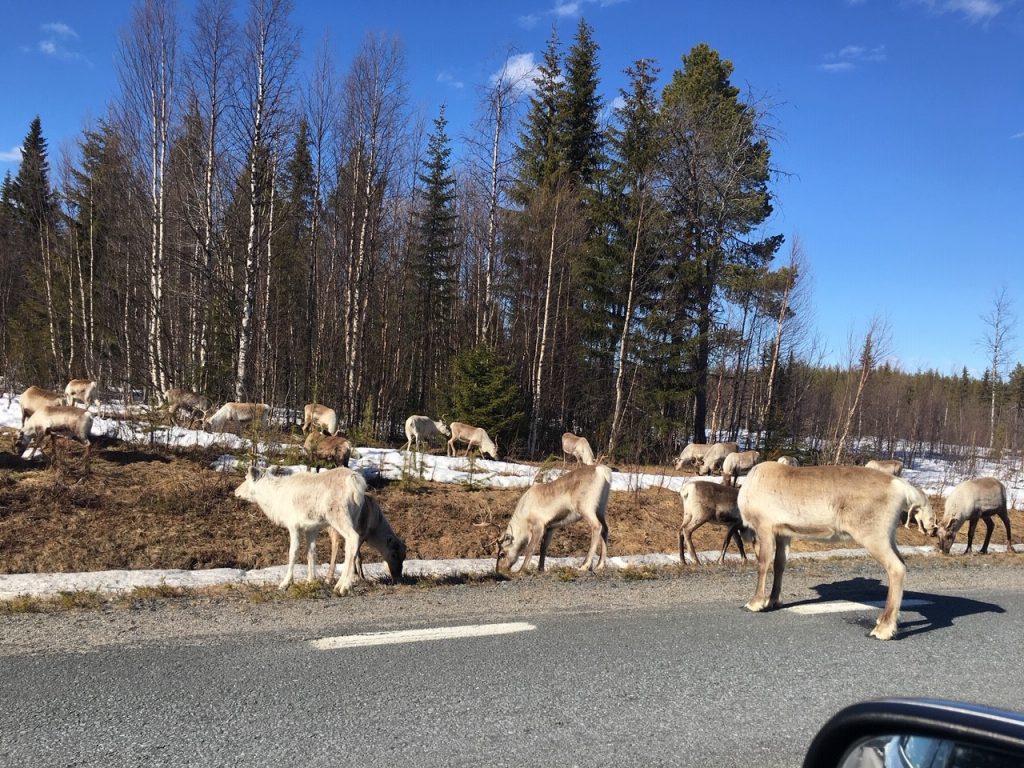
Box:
310 621 536 650
787 598 931 615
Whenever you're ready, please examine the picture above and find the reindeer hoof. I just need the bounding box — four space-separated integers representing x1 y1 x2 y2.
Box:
745 598 769 612
278 580 291 591
869 625 896 640
334 583 353 596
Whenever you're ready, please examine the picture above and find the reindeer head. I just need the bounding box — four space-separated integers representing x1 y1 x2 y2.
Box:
494 529 518 573
384 535 407 581
14 428 31 453
912 500 939 538
936 518 961 555
233 464 265 501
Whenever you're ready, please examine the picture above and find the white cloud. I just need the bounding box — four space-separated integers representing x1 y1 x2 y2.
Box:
491 52 541 96
819 44 886 73
437 71 465 90
41 21 78 38
913 0 1002 22
553 1 581 16
520 0 625 26
39 40 57 55
0 146 23 162
1011 131 1024 140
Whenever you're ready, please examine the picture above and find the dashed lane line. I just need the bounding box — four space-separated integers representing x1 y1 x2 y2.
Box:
786 598 932 615
310 621 537 650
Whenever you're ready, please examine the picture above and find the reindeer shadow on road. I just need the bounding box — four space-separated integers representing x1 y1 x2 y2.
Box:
788 577 1006 639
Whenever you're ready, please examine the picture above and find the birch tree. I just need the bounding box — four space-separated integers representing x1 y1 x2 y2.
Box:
117 0 178 393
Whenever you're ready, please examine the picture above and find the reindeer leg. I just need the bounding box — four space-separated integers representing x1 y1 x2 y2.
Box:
327 528 340 583
745 529 776 612
997 510 1014 552
280 528 300 590
965 516 979 554
684 522 702 565
767 535 790 609
864 530 906 640
979 515 995 554
579 515 603 571
517 524 543 574
596 517 608 570
717 523 737 564
334 532 363 595
537 527 555 572
306 530 317 583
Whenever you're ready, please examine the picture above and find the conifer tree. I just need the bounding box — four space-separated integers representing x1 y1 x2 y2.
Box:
409 105 458 410
658 43 783 444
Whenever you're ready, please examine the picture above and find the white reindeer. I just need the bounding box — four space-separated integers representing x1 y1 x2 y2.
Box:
496 464 611 574
738 463 934 640
64 378 98 408
865 458 903 476
561 432 596 465
18 386 65 428
17 405 94 468
776 455 799 466
447 421 499 460
722 450 760 486
204 402 267 433
696 441 739 476
302 403 338 436
678 481 749 565
403 415 450 452
674 443 710 471
164 388 212 428
937 477 1012 555
233 466 405 594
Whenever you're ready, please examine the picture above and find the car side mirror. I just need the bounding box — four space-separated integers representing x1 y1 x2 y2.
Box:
803 699 1024 768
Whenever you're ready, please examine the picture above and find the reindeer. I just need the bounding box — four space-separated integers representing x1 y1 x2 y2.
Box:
204 402 267 433
16 405 94 469
561 432 596 465
303 432 353 468
302 403 339 436
936 477 1012 555
496 464 611 574
696 442 739 476
678 481 749 565
738 463 934 640
865 458 903 476
447 421 499 460
164 388 212 428
18 386 65 428
403 415 450 452
674 443 710 471
64 379 98 408
234 466 405 594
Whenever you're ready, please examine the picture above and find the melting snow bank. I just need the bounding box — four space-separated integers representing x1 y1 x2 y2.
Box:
212 447 692 493
0 543 1005 601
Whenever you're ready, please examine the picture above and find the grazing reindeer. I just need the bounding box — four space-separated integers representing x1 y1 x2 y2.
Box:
204 402 267 433
496 465 611 574
303 433 353 467
302 403 338 436
233 466 405 594
722 450 760 486
17 405 94 469
776 455 799 466
324 495 406 585
674 443 710 471
561 432 596 465
64 379 98 408
738 463 935 640
18 386 65 428
937 477 1012 555
164 388 212 428
696 442 739 476
678 481 749 565
447 421 499 460
403 415 450 452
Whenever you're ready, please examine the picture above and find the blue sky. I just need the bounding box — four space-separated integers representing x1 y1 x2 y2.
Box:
2 0 1022 375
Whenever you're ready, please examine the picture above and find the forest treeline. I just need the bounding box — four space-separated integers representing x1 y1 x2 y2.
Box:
1 0 1020 462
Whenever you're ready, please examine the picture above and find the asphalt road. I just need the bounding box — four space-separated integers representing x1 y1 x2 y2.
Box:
2 560 1023 767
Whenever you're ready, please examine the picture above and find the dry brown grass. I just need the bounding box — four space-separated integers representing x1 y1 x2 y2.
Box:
0 428 1019 575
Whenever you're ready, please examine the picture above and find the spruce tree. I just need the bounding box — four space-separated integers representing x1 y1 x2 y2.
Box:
448 344 525 447
513 28 565 202
409 105 459 410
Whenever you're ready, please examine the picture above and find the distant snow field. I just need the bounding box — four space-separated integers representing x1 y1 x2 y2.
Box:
1 393 1022 599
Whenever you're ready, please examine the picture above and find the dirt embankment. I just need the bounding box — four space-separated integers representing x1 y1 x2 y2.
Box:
0 432 1014 574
